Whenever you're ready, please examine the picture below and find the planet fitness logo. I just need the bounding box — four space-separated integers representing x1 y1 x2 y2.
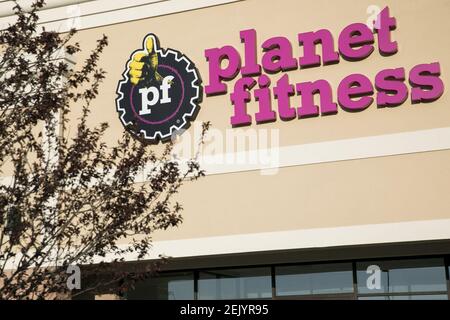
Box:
116 34 201 143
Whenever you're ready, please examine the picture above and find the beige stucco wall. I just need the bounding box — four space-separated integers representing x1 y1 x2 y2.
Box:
62 0 450 241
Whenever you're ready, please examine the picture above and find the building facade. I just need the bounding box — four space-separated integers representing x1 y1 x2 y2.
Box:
1 0 449 300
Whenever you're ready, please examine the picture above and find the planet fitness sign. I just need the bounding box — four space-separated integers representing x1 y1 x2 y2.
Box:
204 7 444 127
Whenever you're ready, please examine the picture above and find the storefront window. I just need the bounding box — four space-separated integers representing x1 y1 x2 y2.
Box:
198 268 272 300
358 296 389 300
126 272 194 300
275 263 353 296
390 294 448 300
359 295 448 300
356 258 447 295
121 256 449 300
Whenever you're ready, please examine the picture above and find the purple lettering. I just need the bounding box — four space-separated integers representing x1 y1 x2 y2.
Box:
409 62 444 103
338 74 374 111
230 77 256 126
298 29 339 67
261 36 298 73
375 67 408 107
297 79 337 117
205 45 241 95
339 23 374 61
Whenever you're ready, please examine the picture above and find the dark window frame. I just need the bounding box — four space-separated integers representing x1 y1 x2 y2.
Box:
125 254 450 300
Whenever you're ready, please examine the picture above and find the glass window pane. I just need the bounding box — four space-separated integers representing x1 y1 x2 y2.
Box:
126 272 194 300
275 263 353 296
359 294 448 300
357 258 446 294
198 268 272 300
390 294 448 300
358 296 389 300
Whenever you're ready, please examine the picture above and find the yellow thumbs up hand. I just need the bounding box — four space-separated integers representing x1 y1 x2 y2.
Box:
129 36 163 86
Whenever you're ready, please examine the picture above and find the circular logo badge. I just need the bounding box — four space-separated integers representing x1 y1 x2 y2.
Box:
116 34 202 143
